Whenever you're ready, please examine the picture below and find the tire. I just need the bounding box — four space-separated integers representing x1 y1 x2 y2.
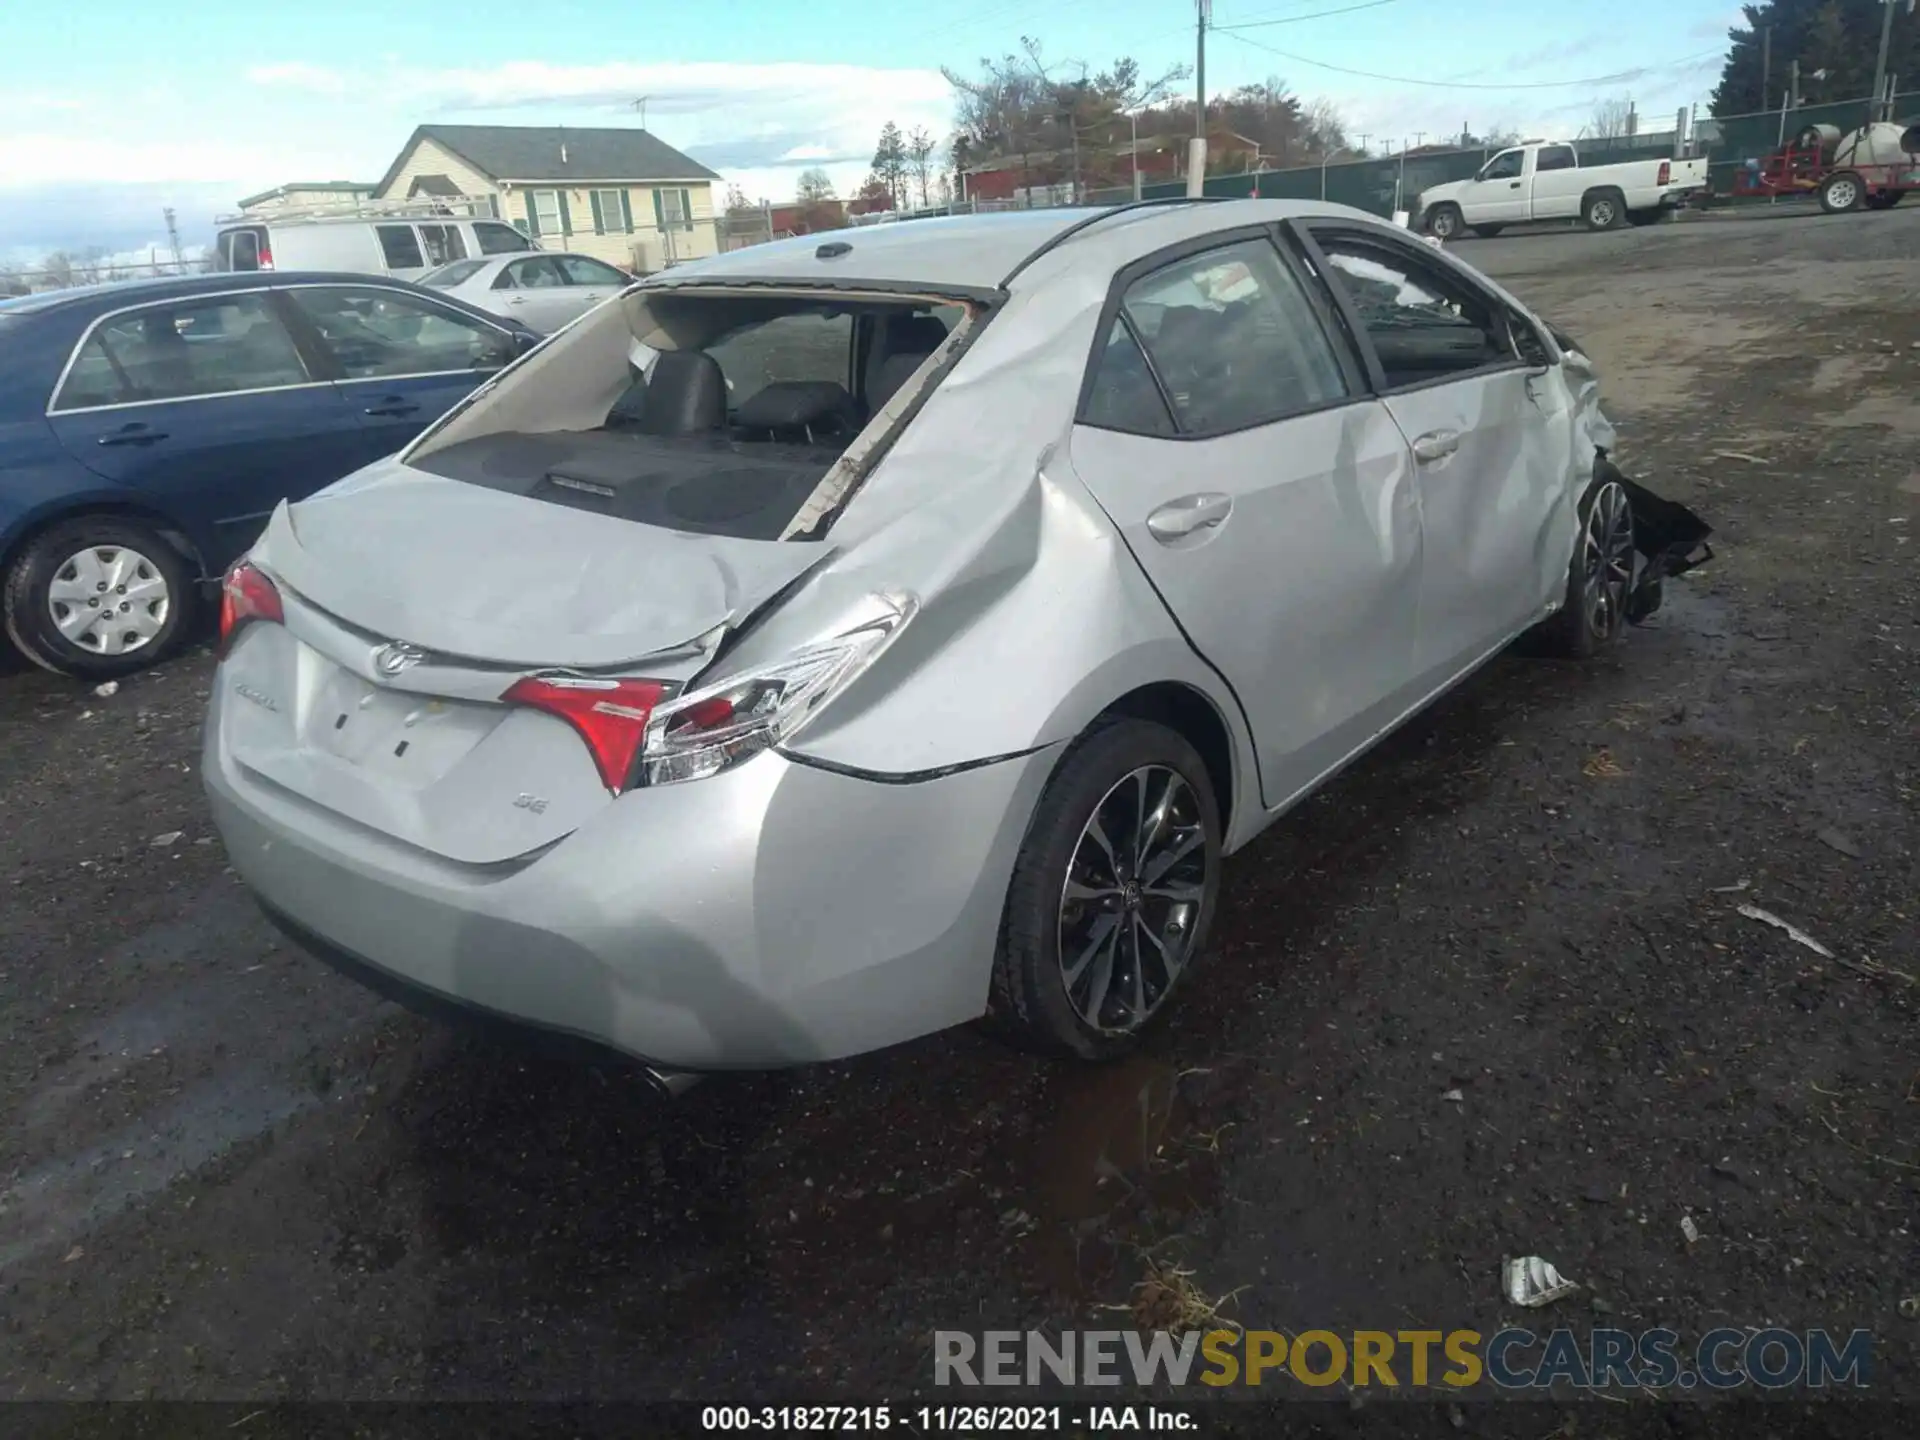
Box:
1818 172 1865 214
1470 224 1505 238
1426 204 1463 241
988 719 1222 1060
2 517 195 679
1582 189 1628 231
1532 473 1637 660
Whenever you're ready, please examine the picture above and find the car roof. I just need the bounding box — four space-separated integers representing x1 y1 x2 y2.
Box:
0 270 450 320
639 199 1394 296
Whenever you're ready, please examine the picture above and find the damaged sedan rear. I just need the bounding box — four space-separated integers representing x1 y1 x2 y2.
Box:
200 199 1710 1076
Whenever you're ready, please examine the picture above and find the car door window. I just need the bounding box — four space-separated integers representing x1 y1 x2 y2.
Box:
1536 146 1576 173
1311 234 1516 389
1481 150 1524 181
1082 318 1176 437
1088 237 1349 437
497 257 566 290
554 256 627 287
474 222 533 255
375 225 426 270
418 224 468 265
286 286 515 379
53 293 311 411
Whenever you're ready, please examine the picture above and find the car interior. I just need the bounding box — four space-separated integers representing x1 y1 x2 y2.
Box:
413 299 961 541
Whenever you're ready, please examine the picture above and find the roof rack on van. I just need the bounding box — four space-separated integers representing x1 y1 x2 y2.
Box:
215 194 506 226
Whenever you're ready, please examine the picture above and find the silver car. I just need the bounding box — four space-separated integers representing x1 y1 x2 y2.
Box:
202 200 1709 1079
418 252 632 334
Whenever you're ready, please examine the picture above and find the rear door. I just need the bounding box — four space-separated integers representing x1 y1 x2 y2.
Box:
43 289 366 569
278 282 519 465
1300 224 1570 686
1066 229 1424 811
552 254 630 323
490 256 576 333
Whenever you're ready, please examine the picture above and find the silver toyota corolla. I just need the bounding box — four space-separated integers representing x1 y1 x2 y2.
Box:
202 200 1710 1078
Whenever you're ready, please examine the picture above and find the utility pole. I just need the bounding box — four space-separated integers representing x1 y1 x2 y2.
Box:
1761 26 1772 111
1188 0 1210 198
1870 0 1901 121
162 207 183 271
631 95 651 130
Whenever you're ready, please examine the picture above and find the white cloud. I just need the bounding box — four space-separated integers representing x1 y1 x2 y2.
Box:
244 62 349 96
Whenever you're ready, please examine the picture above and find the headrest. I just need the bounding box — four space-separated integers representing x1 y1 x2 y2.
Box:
735 380 857 435
635 349 726 436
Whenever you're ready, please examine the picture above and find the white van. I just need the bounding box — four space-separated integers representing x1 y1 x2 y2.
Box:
214 214 539 280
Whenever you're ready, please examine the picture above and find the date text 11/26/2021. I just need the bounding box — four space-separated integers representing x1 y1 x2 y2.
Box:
701 1406 1195 1431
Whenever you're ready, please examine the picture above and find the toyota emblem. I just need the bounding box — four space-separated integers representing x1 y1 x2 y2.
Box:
374 642 427 677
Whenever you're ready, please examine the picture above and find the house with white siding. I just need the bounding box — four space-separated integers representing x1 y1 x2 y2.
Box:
370 124 722 273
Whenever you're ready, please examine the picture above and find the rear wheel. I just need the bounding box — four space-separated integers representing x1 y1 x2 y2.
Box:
1426 204 1463 240
1534 476 1636 660
1818 172 1865 214
1582 189 1628 231
989 720 1222 1060
2 517 195 679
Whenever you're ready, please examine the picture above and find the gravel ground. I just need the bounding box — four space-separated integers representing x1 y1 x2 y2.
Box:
2 206 1916 1431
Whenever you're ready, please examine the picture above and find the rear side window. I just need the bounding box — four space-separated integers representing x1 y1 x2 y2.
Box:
707 313 854 403
1082 319 1175 436
54 293 310 410
1087 237 1348 437
474 222 533 255
499 257 566 289
1312 234 1515 387
418 224 468 265
1537 146 1577 173
376 225 425 270
554 256 628 286
421 259 486 288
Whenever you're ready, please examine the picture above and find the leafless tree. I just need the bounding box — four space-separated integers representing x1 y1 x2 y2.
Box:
795 168 836 203
1587 96 1636 140
906 126 939 209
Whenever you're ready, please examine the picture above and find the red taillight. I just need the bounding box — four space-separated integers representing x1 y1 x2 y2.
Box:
1657 161 1671 185
502 676 669 793
217 560 282 658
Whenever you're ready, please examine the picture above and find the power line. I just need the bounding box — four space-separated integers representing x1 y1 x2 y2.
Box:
1216 27 1723 91
1216 0 1409 31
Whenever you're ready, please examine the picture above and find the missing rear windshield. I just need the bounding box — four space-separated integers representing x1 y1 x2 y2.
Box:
412 293 970 542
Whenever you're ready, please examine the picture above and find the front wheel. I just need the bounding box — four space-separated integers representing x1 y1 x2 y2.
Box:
2 517 195 679
1426 204 1463 241
1532 476 1636 660
989 720 1222 1060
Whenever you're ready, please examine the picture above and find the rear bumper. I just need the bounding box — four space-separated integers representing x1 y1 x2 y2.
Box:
205 685 1061 1068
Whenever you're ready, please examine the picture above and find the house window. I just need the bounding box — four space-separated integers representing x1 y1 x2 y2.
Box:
656 187 694 232
531 189 565 236
592 189 630 234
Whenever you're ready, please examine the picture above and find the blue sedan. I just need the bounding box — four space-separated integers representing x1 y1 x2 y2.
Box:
0 272 539 679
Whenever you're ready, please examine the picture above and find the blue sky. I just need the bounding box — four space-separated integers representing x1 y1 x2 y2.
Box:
0 0 1745 261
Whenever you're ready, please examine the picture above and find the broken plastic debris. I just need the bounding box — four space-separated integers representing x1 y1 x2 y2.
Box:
150 831 184 848
1503 1256 1579 1308
1710 878 1751 893
1441 1088 1464 1103
1681 1214 1701 1244
1736 903 1835 959
92 681 119 698
1816 828 1863 858
63 1245 84 1263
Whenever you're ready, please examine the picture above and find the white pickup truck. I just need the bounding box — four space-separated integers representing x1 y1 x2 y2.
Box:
1417 141 1709 239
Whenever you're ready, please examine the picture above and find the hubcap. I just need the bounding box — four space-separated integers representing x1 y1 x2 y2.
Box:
1433 210 1456 237
1580 482 1635 641
46 545 170 656
1592 201 1616 226
1829 180 1857 210
1057 765 1211 1035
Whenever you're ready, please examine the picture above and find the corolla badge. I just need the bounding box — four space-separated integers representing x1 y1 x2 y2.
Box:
374 642 428 677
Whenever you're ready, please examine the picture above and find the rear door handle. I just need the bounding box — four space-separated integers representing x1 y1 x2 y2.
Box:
1146 492 1233 542
97 425 167 447
363 398 421 418
1412 430 1461 464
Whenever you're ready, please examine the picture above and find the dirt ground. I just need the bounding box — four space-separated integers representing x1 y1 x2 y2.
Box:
2 207 1916 1432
